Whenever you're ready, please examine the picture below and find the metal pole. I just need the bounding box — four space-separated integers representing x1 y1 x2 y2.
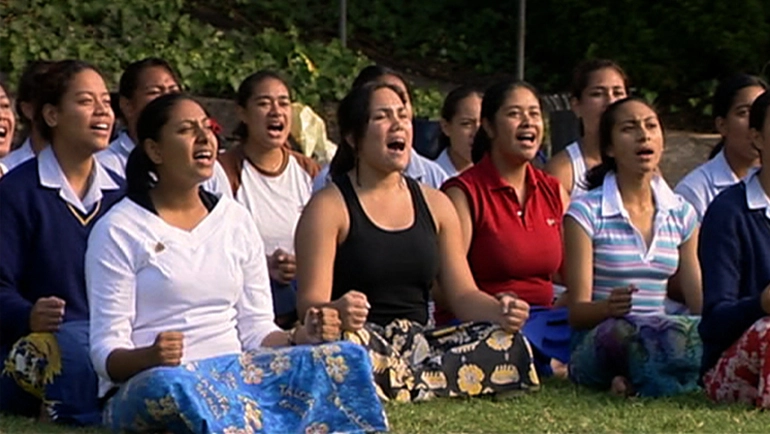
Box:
516 0 526 80
340 0 347 48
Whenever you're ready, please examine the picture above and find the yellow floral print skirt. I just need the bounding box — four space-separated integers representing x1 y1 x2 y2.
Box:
344 320 540 402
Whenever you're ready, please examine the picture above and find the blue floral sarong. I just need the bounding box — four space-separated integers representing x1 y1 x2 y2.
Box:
569 314 702 397
104 341 388 434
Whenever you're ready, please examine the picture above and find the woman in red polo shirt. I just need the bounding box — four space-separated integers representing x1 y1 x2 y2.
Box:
440 80 571 377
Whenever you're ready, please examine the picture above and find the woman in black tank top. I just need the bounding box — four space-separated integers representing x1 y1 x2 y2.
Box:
295 79 540 402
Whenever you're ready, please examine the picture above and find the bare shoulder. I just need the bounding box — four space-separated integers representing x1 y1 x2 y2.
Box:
418 183 458 226
544 150 574 189
302 183 347 225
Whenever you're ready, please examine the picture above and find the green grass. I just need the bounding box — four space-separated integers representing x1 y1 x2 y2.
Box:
2 380 769 433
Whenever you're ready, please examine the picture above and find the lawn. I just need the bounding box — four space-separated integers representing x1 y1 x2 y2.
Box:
1 380 768 433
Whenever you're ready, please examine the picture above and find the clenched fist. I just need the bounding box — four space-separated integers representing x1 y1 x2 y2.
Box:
331 290 369 331
29 297 65 333
497 293 529 333
303 306 342 343
605 286 637 318
151 331 184 367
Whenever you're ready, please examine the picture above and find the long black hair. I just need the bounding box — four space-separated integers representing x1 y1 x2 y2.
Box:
352 65 412 101
34 60 103 143
708 74 768 159
329 82 407 177
117 57 180 121
14 60 55 130
583 97 661 190
438 85 483 150
125 93 196 196
232 70 291 140
471 80 540 164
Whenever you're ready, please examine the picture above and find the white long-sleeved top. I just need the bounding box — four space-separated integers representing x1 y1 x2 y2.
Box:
85 195 279 396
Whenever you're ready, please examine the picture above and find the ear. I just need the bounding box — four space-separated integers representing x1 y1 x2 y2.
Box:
570 96 581 117
715 116 728 138
119 96 132 123
41 104 58 129
439 118 452 137
751 128 763 154
20 101 35 122
144 139 163 165
481 118 495 140
344 133 357 152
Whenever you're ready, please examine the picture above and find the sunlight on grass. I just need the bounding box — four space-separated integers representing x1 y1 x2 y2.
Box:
2 380 769 433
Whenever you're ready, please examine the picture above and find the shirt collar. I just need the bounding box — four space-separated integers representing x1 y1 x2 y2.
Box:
744 169 770 219
709 150 740 187
114 131 135 158
474 153 539 192
38 147 121 213
601 172 679 217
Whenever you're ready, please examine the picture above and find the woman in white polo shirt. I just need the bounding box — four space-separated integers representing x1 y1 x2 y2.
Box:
219 71 321 329
433 85 482 177
675 74 767 221
86 93 386 434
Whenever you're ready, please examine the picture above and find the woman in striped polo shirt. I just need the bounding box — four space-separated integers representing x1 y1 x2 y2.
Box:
563 97 703 397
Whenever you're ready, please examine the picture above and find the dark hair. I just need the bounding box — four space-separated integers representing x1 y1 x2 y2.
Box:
570 59 630 100
126 93 197 196
329 82 407 177
583 97 661 190
707 74 768 159
471 80 541 164
232 70 291 140
14 60 55 128
749 90 770 132
34 60 103 142
351 65 412 101
118 58 180 99
438 85 483 150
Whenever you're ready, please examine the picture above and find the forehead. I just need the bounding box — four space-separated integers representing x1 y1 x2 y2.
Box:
731 85 765 107
502 86 540 107
252 78 289 97
615 101 656 120
169 99 207 119
586 67 626 88
67 69 107 93
455 94 482 114
371 87 404 106
0 85 8 99
139 66 177 86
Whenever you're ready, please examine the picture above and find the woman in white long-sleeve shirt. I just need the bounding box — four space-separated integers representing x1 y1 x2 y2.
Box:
85 93 387 434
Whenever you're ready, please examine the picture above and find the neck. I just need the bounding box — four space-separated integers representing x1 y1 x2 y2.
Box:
448 146 473 172
127 123 138 146
723 146 759 179
615 170 654 206
244 141 286 174
353 163 405 191
52 145 93 184
30 130 47 154
490 148 528 188
579 131 602 160
150 180 201 211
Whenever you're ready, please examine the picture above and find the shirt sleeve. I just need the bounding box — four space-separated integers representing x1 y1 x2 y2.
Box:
201 161 234 199
85 216 137 385
311 165 331 194
565 196 597 238
235 215 281 350
678 200 699 243
698 200 766 348
0 187 34 345
674 178 707 222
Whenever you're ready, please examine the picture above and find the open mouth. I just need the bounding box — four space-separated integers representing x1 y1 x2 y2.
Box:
267 121 285 133
90 123 110 132
0 126 7 138
516 132 536 145
636 148 654 156
193 149 214 161
386 139 406 151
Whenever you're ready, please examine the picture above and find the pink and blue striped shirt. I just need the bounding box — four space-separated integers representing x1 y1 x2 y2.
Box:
566 173 698 314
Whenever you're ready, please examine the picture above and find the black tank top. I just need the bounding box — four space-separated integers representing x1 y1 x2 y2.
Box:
331 174 440 326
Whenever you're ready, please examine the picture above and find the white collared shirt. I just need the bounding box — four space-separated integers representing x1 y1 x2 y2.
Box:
674 150 742 221
0 138 37 175
744 168 770 220
566 172 698 313
38 147 121 214
312 148 449 193
434 148 460 178
564 141 589 197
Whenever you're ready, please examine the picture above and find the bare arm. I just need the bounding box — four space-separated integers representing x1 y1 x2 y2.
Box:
425 188 525 329
667 226 703 314
295 186 348 319
544 151 574 195
443 186 473 253
564 216 611 330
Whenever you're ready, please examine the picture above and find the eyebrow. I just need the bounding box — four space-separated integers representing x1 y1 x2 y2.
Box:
254 94 290 100
620 116 657 124
74 91 111 97
503 104 540 110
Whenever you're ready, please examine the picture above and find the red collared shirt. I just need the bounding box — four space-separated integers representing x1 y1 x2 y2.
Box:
437 154 563 324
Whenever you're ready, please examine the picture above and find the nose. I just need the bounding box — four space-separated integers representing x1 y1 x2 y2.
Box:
94 99 110 116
